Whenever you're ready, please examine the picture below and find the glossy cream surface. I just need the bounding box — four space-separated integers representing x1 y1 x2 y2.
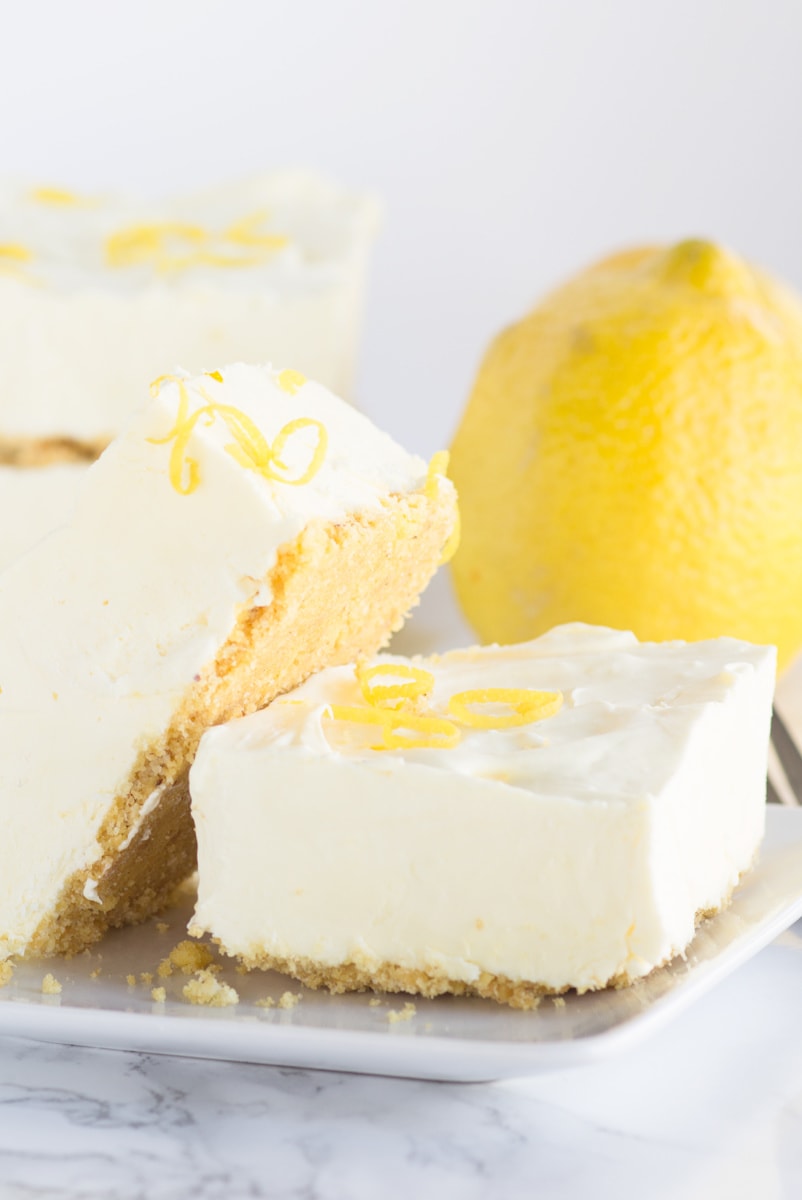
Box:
191 626 775 991
0 364 431 959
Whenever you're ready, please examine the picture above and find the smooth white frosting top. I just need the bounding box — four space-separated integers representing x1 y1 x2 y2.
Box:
208 624 774 800
0 363 430 959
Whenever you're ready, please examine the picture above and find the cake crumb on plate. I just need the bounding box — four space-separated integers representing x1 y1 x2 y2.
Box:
159 940 214 980
278 991 302 1010
387 1002 416 1023
41 973 62 995
182 969 239 1008
151 986 167 1003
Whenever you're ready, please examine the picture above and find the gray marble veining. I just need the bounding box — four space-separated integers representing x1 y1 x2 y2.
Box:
2 927 802 1200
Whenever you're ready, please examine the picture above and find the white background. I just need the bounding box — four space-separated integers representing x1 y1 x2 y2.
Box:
2 0 801 455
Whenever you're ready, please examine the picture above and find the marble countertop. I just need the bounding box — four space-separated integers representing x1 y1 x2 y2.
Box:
2 920 801 1200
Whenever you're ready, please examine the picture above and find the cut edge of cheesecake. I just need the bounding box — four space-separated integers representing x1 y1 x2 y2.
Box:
27 483 456 959
208 882 741 1011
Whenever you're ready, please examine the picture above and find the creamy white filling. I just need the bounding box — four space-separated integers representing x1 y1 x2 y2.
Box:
190 625 775 991
0 463 88 570
0 364 431 959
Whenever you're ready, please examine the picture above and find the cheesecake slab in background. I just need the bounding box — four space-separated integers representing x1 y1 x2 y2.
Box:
0 172 377 449
190 625 775 1007
0 363 457 962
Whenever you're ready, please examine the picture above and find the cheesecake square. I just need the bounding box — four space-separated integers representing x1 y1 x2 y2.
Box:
190 625 775 1007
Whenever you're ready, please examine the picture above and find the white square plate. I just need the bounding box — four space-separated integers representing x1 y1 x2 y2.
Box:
1 807 801 1082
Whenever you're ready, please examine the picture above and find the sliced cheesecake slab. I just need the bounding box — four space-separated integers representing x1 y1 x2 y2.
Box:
0 363 456 961
190 625 775 1007
0 171 376 447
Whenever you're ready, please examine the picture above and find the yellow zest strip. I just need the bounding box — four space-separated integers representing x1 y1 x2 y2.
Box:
380 712 461 751
426 450 450 499
149 372 185 399
327 704 460 751
107 212 287 272
276 368 307 396
327 705 388 729
105 222 207 268
448 688 563 730
225 210 289 250
30 186 87 206
270 417 328 486
426 450 461 564
440 509 461 565
356 662 434 710
0 243 31 262
149 385 327 494
206 370 223 383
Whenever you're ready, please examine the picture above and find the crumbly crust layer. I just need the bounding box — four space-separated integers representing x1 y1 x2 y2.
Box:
0 435 108 466
27 484 456 958
229 888 739 1011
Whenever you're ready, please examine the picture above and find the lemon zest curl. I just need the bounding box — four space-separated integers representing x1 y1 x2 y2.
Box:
426 450 461 564
148 383 327 495
276 369 307 396
448 688 563 730
327 704 460 751
356 662 435 710
106 211 288 272
30 186 89 207
0 243 31 262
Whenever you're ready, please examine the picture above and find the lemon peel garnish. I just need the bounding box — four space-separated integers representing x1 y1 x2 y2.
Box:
149 373 185 399
448 688 563 730
107 212 288 272
30 186 87 206
149 383 327 494
225 210 289 251
327 704 388 729
276 369 307 396
356 663 435 710
327 704 460 751
439 509 461 565
379 712 461 751
206 370 224 383
426 450 450 498
426 450 461 564
270 418 328 485
106 222 207 269
0 243 32 262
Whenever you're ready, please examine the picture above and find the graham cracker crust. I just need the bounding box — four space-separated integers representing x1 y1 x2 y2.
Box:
26 483 457 958
0 435 108 466
229 887 741 1011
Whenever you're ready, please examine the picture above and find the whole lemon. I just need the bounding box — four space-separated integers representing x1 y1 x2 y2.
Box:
450 239 802 669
